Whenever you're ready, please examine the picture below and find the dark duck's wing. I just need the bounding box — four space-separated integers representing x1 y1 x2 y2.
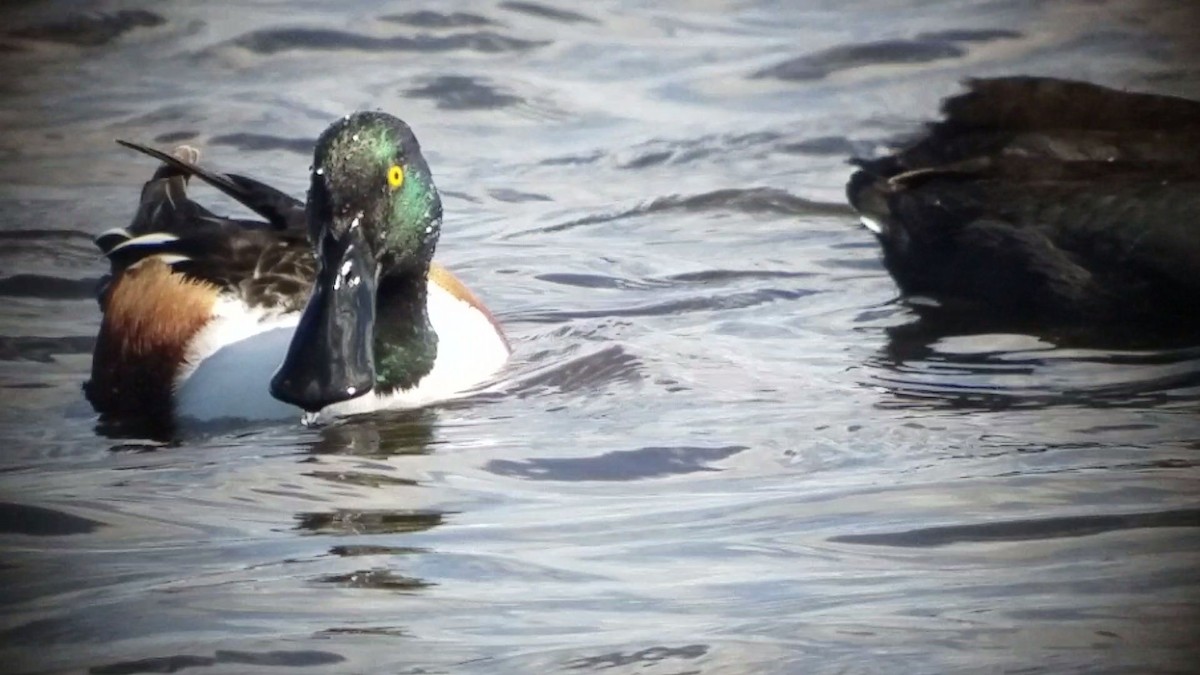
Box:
98 141 315 313
847 77 1200 326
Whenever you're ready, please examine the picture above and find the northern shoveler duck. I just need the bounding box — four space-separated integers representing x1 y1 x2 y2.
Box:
85 112 510 429
847 77 1200 327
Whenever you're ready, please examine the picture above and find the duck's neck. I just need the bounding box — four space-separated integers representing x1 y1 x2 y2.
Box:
373 268 437 393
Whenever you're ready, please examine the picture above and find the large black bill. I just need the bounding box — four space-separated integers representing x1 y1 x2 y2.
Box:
270 228 377 412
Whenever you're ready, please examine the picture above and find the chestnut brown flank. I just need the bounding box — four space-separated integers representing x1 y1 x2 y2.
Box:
85 259 217 422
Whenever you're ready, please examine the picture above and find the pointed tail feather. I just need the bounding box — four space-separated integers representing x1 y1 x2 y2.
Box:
116 139 305 231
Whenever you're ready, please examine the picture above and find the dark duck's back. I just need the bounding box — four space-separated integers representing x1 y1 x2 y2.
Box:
847 77 1200 328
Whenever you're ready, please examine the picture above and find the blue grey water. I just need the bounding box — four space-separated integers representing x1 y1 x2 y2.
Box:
1 1 1199 673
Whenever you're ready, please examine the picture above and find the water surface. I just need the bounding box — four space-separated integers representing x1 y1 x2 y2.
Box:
1 1 1199 673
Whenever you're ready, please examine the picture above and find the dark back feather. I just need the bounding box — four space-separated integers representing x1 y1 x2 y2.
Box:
102 142 316 313
847 77 1200 325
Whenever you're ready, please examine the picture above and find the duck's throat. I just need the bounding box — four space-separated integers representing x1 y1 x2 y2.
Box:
373 271 437 393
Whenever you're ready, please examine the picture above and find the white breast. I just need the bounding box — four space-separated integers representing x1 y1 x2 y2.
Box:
173 281 509 425
320 282 510 419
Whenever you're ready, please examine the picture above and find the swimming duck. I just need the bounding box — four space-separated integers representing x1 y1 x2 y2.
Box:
85 112 510 429
846 76 1200 327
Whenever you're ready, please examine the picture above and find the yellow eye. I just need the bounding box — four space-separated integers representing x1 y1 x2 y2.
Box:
387 165 404 190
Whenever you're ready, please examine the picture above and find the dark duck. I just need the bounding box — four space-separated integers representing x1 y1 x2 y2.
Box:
846 77 1200 330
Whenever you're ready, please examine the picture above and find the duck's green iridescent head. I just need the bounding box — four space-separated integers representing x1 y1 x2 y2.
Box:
307 111 443 273
270 112 443 413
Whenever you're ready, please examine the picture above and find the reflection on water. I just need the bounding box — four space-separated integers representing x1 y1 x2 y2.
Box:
752 29 1024 81
0 502 105 536
89 650 348 675
295 509 445 536
874 309 1200 411
307 409 438 457
1 0 1200 673
830 507 1200 547
486 444 747 481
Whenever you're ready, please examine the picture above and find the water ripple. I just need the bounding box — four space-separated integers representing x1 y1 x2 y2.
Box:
294 509 445 536
316 569 430 592
209 133 312 154
502 344 643 396
0 229 94 242
617 131 784 169
0 502 105 536
90 650 346 675
524 188 852 237
379 11 497 29
230 28 548 55
486 445 747 481
564 644 709 670
6 10 165 48
0 335 94 363
328 545 425 557
831 508 1200 547
753 30 1022 81
870 319 1200 410
0 274 98 300
520 288 815 323
500 2 600 25
404 75 523 111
